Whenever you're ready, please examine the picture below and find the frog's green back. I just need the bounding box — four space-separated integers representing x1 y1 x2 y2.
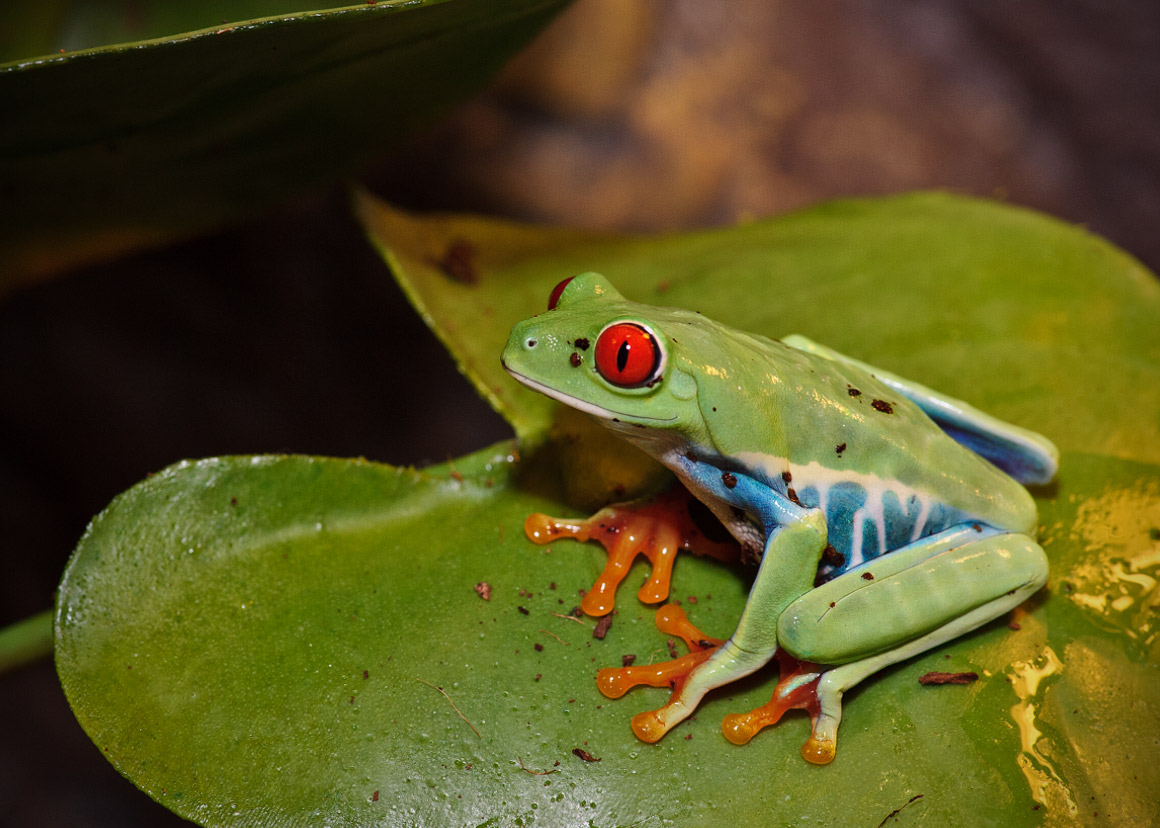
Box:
668 319 1038 533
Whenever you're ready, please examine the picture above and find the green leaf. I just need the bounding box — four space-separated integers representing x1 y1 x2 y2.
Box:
59 194 1160 825
0 0 572 290
355 189 1160 465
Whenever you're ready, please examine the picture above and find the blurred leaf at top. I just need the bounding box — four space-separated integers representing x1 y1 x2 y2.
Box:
0 0 573 291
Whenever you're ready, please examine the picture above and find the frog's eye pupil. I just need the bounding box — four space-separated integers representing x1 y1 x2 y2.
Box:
595 322 662 387
547 277 575 310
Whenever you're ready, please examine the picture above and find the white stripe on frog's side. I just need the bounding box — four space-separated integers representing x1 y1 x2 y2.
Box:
733 453 941 569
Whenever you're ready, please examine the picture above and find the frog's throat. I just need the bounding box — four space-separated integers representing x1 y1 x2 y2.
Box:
505 370 678 423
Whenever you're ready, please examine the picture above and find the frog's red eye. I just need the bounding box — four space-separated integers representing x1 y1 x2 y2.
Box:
595 323 663 387
547 277 575 310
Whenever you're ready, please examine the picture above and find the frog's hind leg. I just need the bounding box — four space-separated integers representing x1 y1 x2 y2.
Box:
769 523 1048 764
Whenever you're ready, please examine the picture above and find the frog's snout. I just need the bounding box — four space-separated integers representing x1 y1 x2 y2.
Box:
501 320 540 377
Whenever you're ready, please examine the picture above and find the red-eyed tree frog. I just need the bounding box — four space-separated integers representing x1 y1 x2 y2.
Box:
501 272 1057 764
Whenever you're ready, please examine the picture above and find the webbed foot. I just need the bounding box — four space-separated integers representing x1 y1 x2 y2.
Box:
720 650 831 762
524 485 737 616
595 604 725 741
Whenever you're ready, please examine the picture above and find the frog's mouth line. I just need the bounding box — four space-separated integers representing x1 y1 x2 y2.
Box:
504 367 678 423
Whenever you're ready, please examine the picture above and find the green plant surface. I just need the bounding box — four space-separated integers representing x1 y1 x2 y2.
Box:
56 194 1160 826
0 0 572 290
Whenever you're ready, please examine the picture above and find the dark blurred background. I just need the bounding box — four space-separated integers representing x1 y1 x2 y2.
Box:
2 1 1158 824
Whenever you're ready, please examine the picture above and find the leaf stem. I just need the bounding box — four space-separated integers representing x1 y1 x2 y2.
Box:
0 609 54 674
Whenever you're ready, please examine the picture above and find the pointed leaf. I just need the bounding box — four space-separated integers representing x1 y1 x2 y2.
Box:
355 189 1160 466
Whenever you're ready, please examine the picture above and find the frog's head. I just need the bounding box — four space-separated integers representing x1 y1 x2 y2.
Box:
502 273 711 446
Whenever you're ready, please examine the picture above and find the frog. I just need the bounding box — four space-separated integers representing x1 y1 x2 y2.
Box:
501 272 1057 764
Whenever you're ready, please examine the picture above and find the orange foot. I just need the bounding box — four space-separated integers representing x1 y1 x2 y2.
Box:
595 604 725 742
524 484 738 616
721 650 833 764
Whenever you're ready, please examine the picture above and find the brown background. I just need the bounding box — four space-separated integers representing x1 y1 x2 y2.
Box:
1 1 1157 824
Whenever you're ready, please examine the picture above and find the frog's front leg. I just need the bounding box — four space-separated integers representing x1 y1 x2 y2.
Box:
729 523 1048 763
524 484 738 616
606 460 827 742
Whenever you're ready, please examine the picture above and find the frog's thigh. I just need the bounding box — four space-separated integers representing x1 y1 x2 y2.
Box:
778 525 1047 666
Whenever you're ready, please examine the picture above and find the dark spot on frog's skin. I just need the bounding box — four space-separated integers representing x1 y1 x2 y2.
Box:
972 523 983 532
611 417 620 423
782 471 793 484
786 487 802 506
822 544 845 568
712 407 717 412
835 442 847 455
721 472 738 489
871 399 894 414
574 337 590 350
569 352 582 368
861 571 875 581
847 386 862 397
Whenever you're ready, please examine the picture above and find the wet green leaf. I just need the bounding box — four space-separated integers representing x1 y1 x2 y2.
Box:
58 194 1160 826
0 0 572 289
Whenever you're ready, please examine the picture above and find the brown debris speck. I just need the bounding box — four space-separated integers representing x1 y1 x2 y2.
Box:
572 748 601 762
871 399 894 414
474 582 492 601
593 615 613 639
621 654 637 667
518 606 530 615
919 671 978 685
721 472 738 489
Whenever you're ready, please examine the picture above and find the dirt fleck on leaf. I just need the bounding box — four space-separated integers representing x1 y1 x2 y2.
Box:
474 582 492 601
593 616 613 639
572 748 601 762
435 239 478 284
918 671 978 685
